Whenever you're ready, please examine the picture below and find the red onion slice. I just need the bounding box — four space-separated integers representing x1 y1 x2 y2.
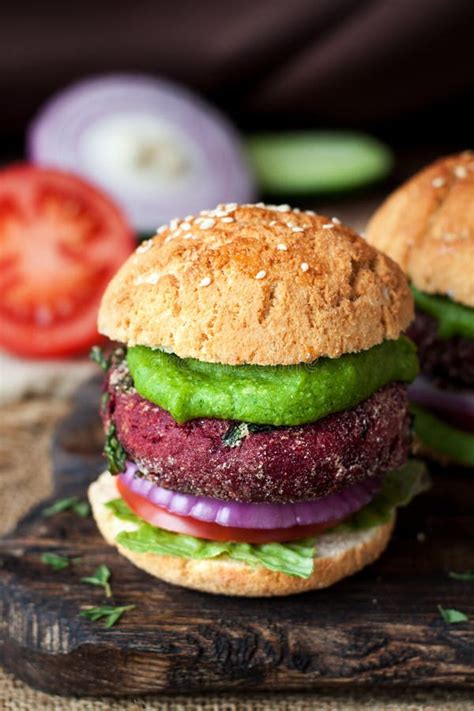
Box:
28 74 256 232
119 461 381 530
408 376 474 432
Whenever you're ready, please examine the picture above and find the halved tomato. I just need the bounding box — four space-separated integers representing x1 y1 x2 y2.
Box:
0 164 134 357
116 478 337 544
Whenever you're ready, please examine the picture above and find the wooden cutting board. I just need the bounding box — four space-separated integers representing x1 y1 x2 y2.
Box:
0 377 472 696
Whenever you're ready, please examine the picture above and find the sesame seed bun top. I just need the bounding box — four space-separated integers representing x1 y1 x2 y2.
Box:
98 203 413 365
366 151 474 308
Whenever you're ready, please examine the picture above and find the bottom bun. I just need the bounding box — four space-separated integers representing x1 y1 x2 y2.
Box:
89 471 395 597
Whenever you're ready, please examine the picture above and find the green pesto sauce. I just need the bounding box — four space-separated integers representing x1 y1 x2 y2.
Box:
127 336 418 426
412 287 474 340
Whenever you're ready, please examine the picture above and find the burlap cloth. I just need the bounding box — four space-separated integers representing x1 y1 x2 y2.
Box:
0 397 472 710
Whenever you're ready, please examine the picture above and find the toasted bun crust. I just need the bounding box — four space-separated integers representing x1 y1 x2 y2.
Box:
366 152 474 308
99 204 413 365
89 471 395 597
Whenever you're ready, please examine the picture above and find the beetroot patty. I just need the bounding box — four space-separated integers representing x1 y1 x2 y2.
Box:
408 309 474 388
102 362 410 503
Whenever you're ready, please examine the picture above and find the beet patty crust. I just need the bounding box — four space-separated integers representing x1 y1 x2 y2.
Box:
103 363 410 503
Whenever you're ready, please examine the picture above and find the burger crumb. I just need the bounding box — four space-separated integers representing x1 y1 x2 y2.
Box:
417 532 426 542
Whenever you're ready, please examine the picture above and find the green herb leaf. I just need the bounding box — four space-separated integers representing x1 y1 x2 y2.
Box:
80 604 135 628
90 346 109 371
104 424 127 475
73 501 91 518
42 497 90 518
222 422 276 448
449 570 474 582
81 564 112 597
41 553 71 571
438 606 469 624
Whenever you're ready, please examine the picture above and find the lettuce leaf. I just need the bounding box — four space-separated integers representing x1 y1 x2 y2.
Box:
106 461 429 579
333 460 430 532
107 498 315 578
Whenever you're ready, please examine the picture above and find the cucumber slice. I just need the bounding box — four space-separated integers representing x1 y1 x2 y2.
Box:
246 131 393 194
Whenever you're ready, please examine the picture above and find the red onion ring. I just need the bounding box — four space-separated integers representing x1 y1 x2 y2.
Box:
408 376 474 432
28 74 256 232
119 461 381 529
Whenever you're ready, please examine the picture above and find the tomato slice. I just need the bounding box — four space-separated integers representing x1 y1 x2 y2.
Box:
116 478 338 544
0 164 134 357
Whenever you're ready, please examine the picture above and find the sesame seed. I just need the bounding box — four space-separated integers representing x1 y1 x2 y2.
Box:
170 218 179 230
432 176 445 188
199 276 211 287
305 210 316 216
225 203 237 211
181 222 191 231
256 202 266 208
199 218 215 229
277 243 288 251
137 240 153 253
322 223 333 229
417 532 426 543
221 217 234 223
135 271 160 285
255 270 266 280
454 165 467 179
332 216 341 224
157 225 167 234
183 233 196 240
276 204 290 212
293 208 301 213
300 262 309 272
292 226 304 232
269 220 278 226
185 215 193 221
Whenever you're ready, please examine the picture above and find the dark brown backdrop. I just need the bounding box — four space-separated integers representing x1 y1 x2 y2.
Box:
1 0 473 144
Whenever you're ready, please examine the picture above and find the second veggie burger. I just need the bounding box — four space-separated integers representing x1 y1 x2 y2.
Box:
366 152 474 466
89 204 426 596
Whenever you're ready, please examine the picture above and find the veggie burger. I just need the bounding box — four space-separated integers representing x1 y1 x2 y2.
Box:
366 152 474 466
89 203 426 596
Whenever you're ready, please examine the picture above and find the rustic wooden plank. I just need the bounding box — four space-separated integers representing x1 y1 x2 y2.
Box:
0 378 472 696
